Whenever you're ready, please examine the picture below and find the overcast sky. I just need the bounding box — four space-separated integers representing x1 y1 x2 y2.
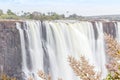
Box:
0 0 120 16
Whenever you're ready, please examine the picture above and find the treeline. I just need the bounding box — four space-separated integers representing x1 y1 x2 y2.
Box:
0 9 85 20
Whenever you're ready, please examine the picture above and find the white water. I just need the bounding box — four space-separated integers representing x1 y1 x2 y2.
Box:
16 23 29 75
95 22 107 78
116 22 120 42
16 20 112 80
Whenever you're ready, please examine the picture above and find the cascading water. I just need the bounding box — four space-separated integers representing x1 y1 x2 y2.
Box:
95 22 107 78
116 22 120 42
16 23 29 76
16 20 110 80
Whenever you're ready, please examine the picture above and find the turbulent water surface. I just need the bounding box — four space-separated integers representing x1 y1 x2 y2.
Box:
16 20 120 80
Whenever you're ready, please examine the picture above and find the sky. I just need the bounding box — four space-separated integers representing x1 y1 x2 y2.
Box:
0 0 120 16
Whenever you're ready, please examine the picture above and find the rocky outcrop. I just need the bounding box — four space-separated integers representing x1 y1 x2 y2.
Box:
103 22 117 38
0 21 23 79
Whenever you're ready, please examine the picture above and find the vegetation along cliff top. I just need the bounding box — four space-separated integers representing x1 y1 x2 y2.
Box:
1 9 120 21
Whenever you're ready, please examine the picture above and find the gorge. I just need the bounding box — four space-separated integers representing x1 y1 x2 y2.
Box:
0 20 119 80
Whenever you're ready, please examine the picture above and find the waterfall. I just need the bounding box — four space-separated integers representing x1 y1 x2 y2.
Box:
16 20 110 80
95 22 107 78
116 22 120 42
16 23 29 75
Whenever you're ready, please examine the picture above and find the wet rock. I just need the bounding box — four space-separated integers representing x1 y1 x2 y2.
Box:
0 21 23 79
103 22 116 38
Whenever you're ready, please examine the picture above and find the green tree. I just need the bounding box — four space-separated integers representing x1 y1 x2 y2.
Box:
7 9 16 15
0 9 3 16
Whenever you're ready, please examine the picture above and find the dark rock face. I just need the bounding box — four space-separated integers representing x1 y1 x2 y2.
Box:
103 22 116 38
0 21 23 79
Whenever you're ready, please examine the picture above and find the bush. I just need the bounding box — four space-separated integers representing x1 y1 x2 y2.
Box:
0 14 19 19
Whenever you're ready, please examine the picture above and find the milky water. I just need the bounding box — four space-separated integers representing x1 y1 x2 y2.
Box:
16 20 111 80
